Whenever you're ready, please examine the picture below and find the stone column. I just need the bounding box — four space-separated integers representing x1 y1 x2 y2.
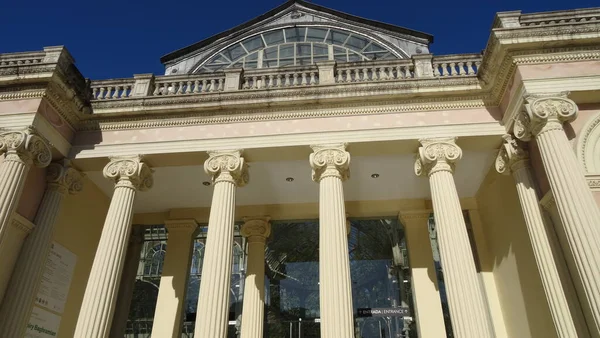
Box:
152 219 198 337
109 226 146 338
239 217 271 338
0 161 82 337
400 211 447 338
0 127 51 300
513 94 600 335
496 134 588 337
309 143 354 338
194 150 248 338
414 137 493 337
74 156 153 338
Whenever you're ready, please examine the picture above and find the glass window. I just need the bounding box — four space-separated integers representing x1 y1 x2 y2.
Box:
197 26 401 73
306 27 328 42
182 226 245 337
284 27 306 42
242 36 264 53
124 225 168 337
263 30 284 45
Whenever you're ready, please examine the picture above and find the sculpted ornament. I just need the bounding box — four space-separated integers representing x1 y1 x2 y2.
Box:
513 94 578 141
241 217 271 243
0 127 51 167
103 155 153 191
309 143 350 182
495 134 530 175
204 150 248 186
47 160 84 194
414 137 462 177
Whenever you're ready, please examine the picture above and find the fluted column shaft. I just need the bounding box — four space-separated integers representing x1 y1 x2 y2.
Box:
415 137 493 338
152 219 198 338
401 212 447 338
195 150 248 338
74 156 153 338
0 128 51 302
496 134 587 337
514 95 600 336
240 217 271 338
109 226 145 338
0 161 83 337
310 143 354 338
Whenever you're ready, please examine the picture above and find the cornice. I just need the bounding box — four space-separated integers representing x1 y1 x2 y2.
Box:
79 96 489 131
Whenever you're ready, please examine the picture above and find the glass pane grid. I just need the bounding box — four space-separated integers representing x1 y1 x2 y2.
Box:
199 26 400 72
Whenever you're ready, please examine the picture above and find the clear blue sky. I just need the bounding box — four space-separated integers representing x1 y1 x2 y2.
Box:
1 0 597 80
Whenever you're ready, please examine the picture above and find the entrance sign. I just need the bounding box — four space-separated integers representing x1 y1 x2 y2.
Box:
357 307 410 317
35 242 77 314
25 306 61 338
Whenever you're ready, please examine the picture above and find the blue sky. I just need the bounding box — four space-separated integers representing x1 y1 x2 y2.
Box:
1 0 597 79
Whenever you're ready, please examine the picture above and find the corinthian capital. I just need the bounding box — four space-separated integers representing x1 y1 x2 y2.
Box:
103 155 153 190
0 127 51 167
513 94 578 141
241 217 271 243
204 150 248 186
495 134 530 175
309 143 350 182
47 160 84 194
414 137 462 177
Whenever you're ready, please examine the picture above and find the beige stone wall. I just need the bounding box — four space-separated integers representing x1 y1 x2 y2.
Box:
51 177 110 338
476 168 557 338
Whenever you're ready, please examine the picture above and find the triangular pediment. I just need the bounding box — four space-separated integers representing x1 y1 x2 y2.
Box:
161 0 433 75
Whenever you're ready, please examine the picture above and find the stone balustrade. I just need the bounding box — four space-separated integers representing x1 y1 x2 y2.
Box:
242 66 319 89
520 8 600 27
153 74 225 95
85 54 482 101
91 79 136 100
0 51 45 67
335 59 414 83
432 54 481 77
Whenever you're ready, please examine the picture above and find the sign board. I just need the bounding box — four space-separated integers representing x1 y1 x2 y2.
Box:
25 306 61 338
357 307 410 317
35 242 77 314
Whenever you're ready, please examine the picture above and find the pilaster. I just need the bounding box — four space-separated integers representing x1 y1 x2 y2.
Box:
400 211 447 338
152 219 198 338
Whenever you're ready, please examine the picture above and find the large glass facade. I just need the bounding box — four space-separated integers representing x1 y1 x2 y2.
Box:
196 26 399 73
125 225 168 337
182 225 246 337
264 218 414 338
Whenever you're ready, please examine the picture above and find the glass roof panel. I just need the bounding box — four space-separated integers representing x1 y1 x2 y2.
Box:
263 30 284 45
197 26 400 73
285 27 306 42
306 28 328 42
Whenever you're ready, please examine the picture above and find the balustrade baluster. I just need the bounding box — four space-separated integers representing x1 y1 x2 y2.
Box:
92 87 98 99
300 72 306 85
208 79 215 92
310 71 317 85
99 87 106 99
456 62 465 76
433 63 440 77
193 80 200 93
474 61 481 74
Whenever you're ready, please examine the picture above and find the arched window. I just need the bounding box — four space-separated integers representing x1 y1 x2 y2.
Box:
195 26 400 73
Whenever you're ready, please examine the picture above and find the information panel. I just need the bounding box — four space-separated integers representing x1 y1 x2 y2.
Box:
35 242 77 314
25 306 61 338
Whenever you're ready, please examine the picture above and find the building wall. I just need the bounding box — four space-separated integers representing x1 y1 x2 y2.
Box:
51 178 110 338
476 168 557 338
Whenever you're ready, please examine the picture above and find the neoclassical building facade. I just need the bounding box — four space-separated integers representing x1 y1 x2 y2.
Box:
1 2 600 338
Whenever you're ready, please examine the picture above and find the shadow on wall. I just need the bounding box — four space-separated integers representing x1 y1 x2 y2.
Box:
475 168 558 338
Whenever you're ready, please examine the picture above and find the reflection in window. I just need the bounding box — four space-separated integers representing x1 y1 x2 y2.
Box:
182 226 245 337
124 225 168 337
197 26 398 73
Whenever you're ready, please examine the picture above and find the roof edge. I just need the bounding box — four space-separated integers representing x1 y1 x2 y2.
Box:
160 0 433 64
